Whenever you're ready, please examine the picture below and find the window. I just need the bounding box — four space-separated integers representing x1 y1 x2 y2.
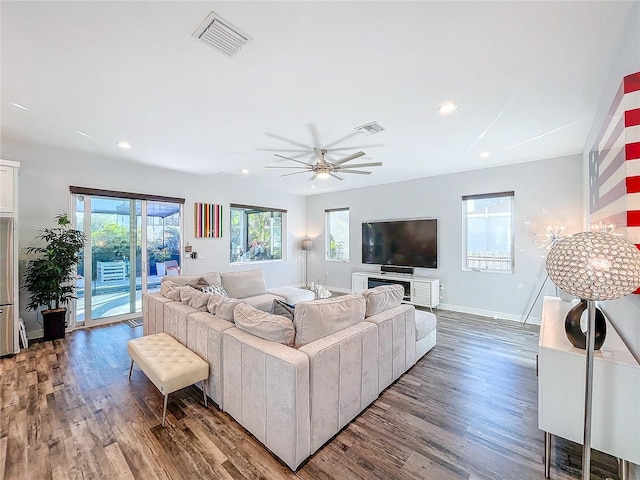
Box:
463 192 514 272
230 204 284 264
326 208 349 262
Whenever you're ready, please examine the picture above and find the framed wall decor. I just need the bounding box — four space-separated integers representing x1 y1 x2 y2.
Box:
195 203 222 238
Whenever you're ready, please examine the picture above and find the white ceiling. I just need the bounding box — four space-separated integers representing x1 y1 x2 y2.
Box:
1 1 636 196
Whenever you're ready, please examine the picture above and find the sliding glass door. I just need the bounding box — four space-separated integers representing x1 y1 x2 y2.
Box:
74 192 182 327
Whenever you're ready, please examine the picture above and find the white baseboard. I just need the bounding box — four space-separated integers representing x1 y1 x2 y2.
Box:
429 303 541 325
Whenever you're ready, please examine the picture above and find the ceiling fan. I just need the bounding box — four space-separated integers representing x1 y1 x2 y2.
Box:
266 147 382 181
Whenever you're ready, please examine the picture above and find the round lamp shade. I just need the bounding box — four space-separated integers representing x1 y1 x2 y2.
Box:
546 231 640 301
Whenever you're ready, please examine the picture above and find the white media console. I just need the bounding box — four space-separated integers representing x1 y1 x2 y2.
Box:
352 272 440 310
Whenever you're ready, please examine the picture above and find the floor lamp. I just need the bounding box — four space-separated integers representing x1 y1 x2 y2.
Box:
301 239 312 287
545 232 640 480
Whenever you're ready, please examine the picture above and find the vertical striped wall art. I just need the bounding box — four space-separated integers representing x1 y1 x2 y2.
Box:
589 71 640 291
195 203 222 238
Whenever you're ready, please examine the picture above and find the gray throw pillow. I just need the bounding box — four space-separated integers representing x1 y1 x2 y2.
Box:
271 299 295 321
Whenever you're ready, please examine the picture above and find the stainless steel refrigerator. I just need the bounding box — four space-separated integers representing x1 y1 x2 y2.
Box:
0 217 15 357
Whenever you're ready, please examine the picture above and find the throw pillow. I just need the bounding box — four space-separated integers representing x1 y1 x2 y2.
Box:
202 283 229 297
186 277 210 290
212 297 245 322
160 280 182 299
179 287 211 311
271 299 295 321
234 303 295 346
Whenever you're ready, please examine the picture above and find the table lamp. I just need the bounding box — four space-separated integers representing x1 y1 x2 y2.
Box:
545 231 640 480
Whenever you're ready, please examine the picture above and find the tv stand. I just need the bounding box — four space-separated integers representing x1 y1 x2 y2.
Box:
352 272 439 310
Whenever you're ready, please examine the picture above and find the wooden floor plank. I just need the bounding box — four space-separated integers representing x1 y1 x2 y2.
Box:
0 310 622 479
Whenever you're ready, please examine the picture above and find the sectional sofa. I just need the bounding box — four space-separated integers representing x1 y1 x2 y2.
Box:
142 268 437 470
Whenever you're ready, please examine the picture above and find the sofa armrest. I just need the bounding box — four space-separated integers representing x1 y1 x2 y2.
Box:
186 312 235 407
365 304 416 391
298 321 378 454
222 328 310 471
142 293 176 336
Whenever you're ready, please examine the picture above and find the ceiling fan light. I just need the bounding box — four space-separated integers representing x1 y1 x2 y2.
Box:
317 172 330 179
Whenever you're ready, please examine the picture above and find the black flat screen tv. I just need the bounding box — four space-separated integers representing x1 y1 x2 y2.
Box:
362 219 437 268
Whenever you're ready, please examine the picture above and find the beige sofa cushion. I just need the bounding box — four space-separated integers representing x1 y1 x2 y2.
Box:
179 287 211 311
207 295 245 322
362 285 404 317
293 294 366 347
160 272 222 287
160 280 183 301
234 303 295 346
221 269 267 299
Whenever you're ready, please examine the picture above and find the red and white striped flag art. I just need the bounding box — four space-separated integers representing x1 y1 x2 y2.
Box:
589 71 640 292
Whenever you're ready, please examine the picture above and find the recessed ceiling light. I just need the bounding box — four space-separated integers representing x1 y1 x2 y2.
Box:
438 102 458 115
311 185 316 189
241 168 249 174
479 151 490 159
11 102 30 111
75 130 92 138
117 141 131 149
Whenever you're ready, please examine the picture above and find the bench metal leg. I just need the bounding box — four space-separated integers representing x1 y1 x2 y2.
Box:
544 431 551 478
202 380 208 408
128 359 134 379
162 394 168 427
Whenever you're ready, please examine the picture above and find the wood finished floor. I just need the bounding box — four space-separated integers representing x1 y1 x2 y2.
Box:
0 310 621 480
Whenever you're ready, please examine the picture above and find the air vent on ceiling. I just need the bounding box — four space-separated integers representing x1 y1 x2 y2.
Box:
192 12 253 58
355 122 385 135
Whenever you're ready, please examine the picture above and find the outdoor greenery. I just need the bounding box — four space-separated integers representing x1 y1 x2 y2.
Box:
24 212 87 311
230 206 282 263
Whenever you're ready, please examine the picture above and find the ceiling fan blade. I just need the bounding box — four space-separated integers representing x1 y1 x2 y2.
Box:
338 162 382 168
274 154 314 166
281 171 312 177
330 172 344 180
257 148 310 153
324 131 361 148
264 133 311 149
313 147 327 165
336 169 372 175
332 151 365 166
326 144 385 151
309 173 318 181
265 166 310 169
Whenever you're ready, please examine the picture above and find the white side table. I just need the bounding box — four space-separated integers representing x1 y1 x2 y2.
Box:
538 296 639 479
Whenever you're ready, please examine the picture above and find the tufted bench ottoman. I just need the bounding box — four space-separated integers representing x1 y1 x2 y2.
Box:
415 310 437 359
128 332 209 427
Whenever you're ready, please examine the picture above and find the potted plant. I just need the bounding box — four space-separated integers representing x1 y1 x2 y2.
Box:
23 212 86 341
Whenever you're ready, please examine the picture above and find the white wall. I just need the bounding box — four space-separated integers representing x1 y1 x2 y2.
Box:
2 138 306 335
582 1 640 357
306 155 583 322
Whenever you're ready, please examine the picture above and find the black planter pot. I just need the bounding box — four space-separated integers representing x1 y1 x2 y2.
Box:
43 308 67 341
